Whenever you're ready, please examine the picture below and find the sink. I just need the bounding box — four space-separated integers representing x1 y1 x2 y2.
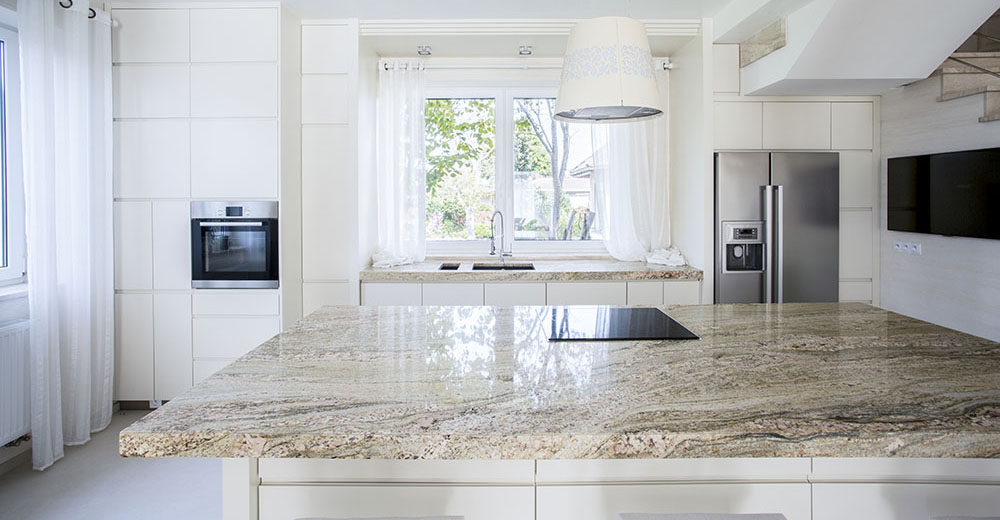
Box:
438 262 461 271
472 262 535 271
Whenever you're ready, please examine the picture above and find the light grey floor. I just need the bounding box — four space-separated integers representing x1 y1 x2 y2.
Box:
0 410 220 520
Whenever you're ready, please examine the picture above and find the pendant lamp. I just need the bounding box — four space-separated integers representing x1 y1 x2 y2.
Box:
555 16 663 122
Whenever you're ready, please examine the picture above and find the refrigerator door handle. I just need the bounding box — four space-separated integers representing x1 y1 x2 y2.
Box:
764 185 773 304
776 184 784 304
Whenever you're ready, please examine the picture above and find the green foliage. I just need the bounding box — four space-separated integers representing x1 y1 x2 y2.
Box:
514 117 551 176
425 99 495 194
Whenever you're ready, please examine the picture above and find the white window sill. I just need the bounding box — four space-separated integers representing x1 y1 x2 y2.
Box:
0 282 28 303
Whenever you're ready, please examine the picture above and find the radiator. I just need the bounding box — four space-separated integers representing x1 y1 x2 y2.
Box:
0 320 30 446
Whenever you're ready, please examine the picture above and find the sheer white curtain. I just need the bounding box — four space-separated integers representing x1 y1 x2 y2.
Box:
591 70 684 265
19 0 114 470
373 60 427 267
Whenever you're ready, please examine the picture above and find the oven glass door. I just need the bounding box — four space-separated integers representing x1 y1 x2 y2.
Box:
192 219 278 288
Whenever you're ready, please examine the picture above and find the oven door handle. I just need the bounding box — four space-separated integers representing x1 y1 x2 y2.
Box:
199 221 264 227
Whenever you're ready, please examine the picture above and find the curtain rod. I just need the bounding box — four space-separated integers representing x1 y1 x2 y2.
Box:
58 0 113 23
379 57 671 71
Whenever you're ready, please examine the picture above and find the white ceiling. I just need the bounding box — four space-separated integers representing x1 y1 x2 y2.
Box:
121 0 734 20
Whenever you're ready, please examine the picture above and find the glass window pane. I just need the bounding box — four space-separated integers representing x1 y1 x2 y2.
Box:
513 98 600 241
424 98 496 241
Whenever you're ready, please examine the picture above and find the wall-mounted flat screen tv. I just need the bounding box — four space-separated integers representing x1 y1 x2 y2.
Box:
887 147 1000 240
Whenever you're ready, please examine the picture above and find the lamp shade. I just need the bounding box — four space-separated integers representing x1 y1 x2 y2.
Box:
555 16 662 122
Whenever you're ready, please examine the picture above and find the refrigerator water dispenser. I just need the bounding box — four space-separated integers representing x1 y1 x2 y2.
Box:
722 221 764 273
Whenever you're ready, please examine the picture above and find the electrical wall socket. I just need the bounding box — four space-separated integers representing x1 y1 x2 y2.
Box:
893 241 922 255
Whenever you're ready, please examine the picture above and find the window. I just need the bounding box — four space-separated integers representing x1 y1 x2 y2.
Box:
424 86 603 255
0 25 24 284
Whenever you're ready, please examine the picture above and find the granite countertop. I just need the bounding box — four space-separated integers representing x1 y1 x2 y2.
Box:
120 303 1000 459
359 258 703 282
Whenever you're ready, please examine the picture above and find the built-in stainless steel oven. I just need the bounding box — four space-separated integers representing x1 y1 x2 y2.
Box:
191 201 278 289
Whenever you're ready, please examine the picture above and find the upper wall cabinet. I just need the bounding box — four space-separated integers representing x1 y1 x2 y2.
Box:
190 8 278 63
191 120 279 198
301 24 354 73
112 9 190 63
714 102 763 149
831 102 874 150
191 63 279 118
113 65 191 118
762 102 832 150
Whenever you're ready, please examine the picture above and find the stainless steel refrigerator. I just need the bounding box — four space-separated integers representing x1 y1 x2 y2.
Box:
714 152 839 304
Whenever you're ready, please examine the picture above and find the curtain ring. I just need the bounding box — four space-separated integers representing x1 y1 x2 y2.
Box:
59 0 72 7
89 8 96 19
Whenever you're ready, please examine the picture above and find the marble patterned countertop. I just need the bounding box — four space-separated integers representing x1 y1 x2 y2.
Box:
359 258 703 282
120 303 1000 459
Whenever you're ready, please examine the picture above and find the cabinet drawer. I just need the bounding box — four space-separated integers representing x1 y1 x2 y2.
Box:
192 291 280 316
664 280 702 305
422 283 484 305
812 483 1000 520
626 281 663 305
361 283 422 306
259 459 534 484
193 359 232 384
484 283 546 305
192 317 280 358
259 485 534 520
546 282 626 305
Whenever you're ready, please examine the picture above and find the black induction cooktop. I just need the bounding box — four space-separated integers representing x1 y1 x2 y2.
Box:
547 306 699 341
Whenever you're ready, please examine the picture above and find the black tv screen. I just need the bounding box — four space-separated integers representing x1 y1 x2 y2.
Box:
887 147 1000 240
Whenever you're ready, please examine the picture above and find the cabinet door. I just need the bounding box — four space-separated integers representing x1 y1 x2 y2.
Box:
546 282 627 305
839 150 875 208
153 293 192 401
813 483 1000 520
193 359 232 384
152 200 191 290
302 24 354 74
422 283 484 305
537 484 811 520
259 485 534 520
116 293 153 401
839 280 872 302
192 291 280 316
714 102 763 150
762 102 831 149
831 102 873 150
114 201 152 290
111 8 190 64
190 8 277 62
626 281 663 305
663 280 702 305
302 125 355 280
190 63 278 118
114 120 190 198
301 74 351 124
484 283 546 305
190 120 279 199
113 64 190 119
361 283 422 306
193 317 280 359
839 210 874 279
303 282 355 315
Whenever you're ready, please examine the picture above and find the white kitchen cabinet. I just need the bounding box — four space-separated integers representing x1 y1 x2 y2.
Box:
546 282 627 305
484 283 546 305
536 484 810 520
114 120 190 199
839 210 874 279
423 283 484 305
153 293 193 401
813 483 1000 520
152 201 191 290
116 293 154 401
193 359 232 384
190 8 277 63
361 283 422 306
111 8 190 64
301 125 355 280
259 459 535 483
714 102 763 150
113 64 190 119
831 102 874 150
114 201 153 290
839 150 875 208
664 280 702 305
301 74 351 124
258 485 534 520
193 291 280 316
301 24 354 74
762 102 832 150
190 63 278 118
626 281 663 305
839 280 872 302
190 119 279 199
712 44 740 93
303 282 355 315
193 317 280 359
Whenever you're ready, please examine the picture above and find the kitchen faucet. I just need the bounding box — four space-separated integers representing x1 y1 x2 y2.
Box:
489 210 512 265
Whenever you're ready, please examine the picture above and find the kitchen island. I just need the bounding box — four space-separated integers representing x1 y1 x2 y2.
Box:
120 303 1000 520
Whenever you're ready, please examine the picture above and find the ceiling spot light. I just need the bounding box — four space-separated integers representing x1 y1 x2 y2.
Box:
518 45 533 56
417 45 432 56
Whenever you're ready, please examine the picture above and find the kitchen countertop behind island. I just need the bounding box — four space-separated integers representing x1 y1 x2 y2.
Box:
120 303 1000 460
359 258 703 282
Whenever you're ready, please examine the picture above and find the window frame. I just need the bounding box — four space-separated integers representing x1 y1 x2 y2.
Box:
0 23 25 285
424 81 607 257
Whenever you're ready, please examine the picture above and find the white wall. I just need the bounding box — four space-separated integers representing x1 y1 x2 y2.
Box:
670 20 715 303
880 77 1000 341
